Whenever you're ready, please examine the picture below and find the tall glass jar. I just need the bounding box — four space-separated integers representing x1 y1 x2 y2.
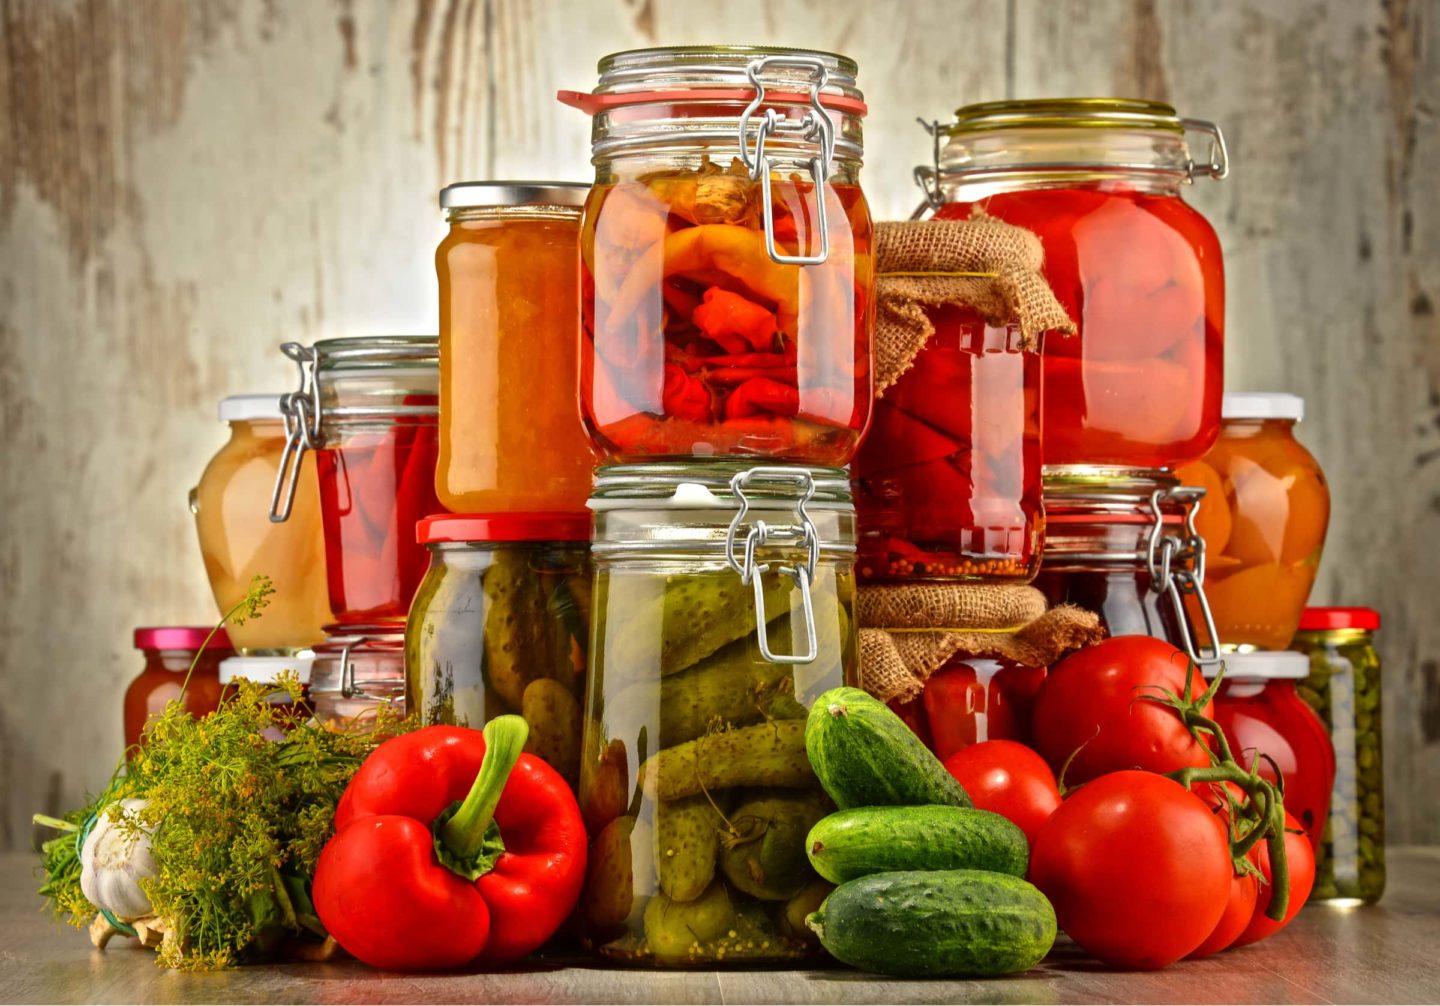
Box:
916 100 1227 471
192 395 333 652
124 627 232 749
579 464 857 966
436 183 598 513
564 46 874 465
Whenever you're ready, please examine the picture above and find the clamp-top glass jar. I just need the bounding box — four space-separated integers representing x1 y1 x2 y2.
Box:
915 100 1227 471
562 46 874 465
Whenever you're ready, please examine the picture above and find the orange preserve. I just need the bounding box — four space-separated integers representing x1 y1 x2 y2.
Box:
436 183 598 513
1178 393 1329 650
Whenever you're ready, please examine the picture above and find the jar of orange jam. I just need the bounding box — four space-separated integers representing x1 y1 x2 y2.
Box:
436 182 598 513
1178 394 1329 651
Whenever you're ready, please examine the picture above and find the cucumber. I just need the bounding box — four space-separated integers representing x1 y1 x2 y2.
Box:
806 805 1027 883
804 687 971 809
807 870 1056 977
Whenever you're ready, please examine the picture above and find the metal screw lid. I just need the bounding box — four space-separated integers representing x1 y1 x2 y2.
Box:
438 181 589 211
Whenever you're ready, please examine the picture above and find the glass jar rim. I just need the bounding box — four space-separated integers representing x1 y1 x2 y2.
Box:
311 336 438 371
590 462 853 509
597 45 859 80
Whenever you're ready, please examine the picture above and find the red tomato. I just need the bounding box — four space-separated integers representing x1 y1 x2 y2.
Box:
1032 636 1214 785
1232 812 1316 947
1030 771 1232 970
1188 869 1259 958
942 740 1060 846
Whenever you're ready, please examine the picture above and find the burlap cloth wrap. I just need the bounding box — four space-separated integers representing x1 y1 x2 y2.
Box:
874 213 1076 394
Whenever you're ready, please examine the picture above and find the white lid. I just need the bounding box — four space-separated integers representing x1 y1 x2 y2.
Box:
218 394 285 422
1222 392 1304 422
219 655 313 685
1221 651 1310 681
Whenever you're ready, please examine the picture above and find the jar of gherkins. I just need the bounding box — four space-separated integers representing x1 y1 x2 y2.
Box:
1291 607 1386 905
579 463 858 966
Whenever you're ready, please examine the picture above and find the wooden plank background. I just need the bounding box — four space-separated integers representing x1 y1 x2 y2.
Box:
1 0 1436 850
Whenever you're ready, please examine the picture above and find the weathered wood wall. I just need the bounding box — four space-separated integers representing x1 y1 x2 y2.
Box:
2 0 1436 849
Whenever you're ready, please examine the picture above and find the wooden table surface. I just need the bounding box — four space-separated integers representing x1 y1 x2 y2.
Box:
3 849 1438 1005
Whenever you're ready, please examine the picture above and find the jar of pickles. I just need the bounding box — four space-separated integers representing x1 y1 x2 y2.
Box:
405 513 592 786
436 182 598 513
916 100 1227 470
1179 393 1329 651
270 337 441 627
1291 608 1386 905
308 630 406 733
579 463 857 965
192 395 333 652
124 627 233 749
563 46 874 465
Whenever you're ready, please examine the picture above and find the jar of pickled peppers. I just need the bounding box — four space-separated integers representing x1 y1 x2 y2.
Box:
916 99 1227 470
562 46 874 465
917 655 1048 760
579 463 857 965
124 627 233 749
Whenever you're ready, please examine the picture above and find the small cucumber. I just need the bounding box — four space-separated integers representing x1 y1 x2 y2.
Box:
806 805 1027 883
807 870 1056 977
804 687 971 809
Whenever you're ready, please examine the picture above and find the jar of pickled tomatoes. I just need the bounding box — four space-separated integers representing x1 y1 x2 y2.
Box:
436 183 599 513
562 46 874 465
270 337 441 628
124 627 233 749
1179 393 1329 651
916 100 1227 470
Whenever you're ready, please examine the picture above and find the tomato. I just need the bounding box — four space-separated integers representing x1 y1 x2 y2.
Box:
942 740 1060 846
1029 771 1232 970
1188 869 1259 958
1232 811 1316 947
1031 636 1214 785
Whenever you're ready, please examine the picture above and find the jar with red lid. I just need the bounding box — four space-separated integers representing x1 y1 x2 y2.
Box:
563 46 874 465
405 513 592 787
1212 650 1336 852
270 337 441 628
124 627 233 749
915 100 1227 470
218 655 312 740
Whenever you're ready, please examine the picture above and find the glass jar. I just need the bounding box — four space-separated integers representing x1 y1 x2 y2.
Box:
218 655 312 741
1291 608 1385 905
1178 393 1329 652
916 100 1227 470
920 655 1048 760
191 395 334 652
565 46 874 465
1212 651 1335 851
579 463 858 965
405 513 593 787
855 316 1041 582
308 630 406 733
271 337 441 627
436 182 599 513
124 627 233 749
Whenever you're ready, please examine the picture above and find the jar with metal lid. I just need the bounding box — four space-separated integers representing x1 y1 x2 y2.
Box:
1290 607 1385 905
1179 393 1330 652
192 394 333 653
405 513 592 787
436 182 599 514
218 655 312 741
308 630 406 734
124 627 233 749
270 336 441 627
915 100 1227 471
561 46 874 465
578 463 857 965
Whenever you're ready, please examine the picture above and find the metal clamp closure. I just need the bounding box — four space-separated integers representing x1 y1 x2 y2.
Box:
269 342 321 523
724 466 820 664
911 118 945 219
1181 118 1229 181
738 56 835 266
1147 486 1222 667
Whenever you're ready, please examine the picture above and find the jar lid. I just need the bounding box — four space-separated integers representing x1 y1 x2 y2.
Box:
218 655 313 685
134 626 232 651
948 97 1186 134
590 462 853 510
439 182 589 211
309 335 439 371
1298 607 1381 631
1222 651 1311 680
218 394 284 422
417 512 592 544
1222 392 1304 422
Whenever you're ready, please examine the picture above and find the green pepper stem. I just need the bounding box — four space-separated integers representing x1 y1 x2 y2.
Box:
440 715 529 861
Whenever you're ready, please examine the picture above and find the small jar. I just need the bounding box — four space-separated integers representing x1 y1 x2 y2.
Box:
192 394 334 652
579 463 858 966
566 46 874 465
405 513 592 787
436 183 599 513
308 630 406 734
124 627 233 749
218 655 312 740
916 100 1227 470
1179 393 1329 651
1291 607 1385 905
1212 651 1336 851
271 337 441 627
920 655 1047 760
854 316 1042 583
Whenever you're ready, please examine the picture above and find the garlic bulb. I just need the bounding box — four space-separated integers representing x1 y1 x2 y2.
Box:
80 798 158 921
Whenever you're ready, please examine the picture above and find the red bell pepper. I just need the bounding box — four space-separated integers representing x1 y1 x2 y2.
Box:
313 718 586 970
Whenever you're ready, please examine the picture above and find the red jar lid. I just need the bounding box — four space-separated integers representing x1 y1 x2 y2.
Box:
1297 607 1381 631
133 626 232 651
417 513 591 544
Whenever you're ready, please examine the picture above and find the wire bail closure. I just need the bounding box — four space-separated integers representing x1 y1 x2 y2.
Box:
1147 485 1222 667
1180 117 1229 180
269 342 321 523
